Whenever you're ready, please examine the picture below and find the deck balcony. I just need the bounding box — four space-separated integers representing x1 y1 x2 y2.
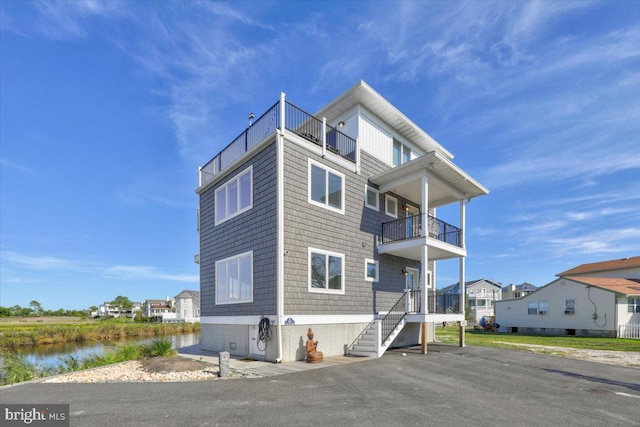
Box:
197 97 357 191
378 213 465 261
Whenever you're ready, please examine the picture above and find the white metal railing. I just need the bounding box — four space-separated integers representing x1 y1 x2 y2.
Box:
197 96 358 189
618 323 640 339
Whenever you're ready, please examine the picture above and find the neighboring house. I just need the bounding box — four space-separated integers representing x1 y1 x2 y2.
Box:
96 301 141 318
144 298 174 320
495 256 640 337
195 81 488 361
440 279 502 322
174 290 201 323
502 282 538 300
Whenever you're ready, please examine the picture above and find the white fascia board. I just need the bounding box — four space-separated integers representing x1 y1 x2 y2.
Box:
280 314 375 325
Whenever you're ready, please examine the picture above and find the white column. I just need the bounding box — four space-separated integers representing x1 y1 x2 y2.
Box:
420 175 429 313
322 117 327 158
279 92 286 132
459 199 467 347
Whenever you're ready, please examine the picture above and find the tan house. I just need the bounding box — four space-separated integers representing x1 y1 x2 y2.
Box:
495 256 640 338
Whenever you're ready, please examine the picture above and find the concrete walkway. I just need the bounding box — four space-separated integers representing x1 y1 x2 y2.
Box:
178 344 370 377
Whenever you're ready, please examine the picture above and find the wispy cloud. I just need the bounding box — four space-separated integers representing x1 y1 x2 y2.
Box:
101 265 198 283
0 157 34 175
0 250 196 283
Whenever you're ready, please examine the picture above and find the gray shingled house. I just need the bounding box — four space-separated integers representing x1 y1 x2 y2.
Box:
195 81 488 362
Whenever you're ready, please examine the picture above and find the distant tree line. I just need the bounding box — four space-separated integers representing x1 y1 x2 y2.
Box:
0 300 90 318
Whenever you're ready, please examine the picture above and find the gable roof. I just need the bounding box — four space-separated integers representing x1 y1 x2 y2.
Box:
440 279 501 292
557 256 640 277
175 290 200 300
314 80 454 160
566 276 640 296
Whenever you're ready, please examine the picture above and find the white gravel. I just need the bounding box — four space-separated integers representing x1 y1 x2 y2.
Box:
44 361 224 383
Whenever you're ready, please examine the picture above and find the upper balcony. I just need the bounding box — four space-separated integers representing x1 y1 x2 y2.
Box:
378 213 465 261
197 97 357 191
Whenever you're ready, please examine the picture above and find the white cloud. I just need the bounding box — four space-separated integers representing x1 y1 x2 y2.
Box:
0 157 34 174
0 250 196 283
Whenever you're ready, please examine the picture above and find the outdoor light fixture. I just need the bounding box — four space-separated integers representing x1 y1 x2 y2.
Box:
402 269 408 276
338 121 345 128
248 113 255 127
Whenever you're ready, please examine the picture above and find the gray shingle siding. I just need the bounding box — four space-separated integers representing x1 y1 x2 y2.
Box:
283 141 422 315
199 141 278 317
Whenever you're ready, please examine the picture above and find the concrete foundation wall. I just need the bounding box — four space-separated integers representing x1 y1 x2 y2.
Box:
510 326 616 338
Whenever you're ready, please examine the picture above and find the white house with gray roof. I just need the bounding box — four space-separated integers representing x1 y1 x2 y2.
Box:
195 81 488 361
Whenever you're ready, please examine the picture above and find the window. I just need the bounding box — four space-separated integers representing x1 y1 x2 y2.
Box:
393 139 413 166
215 251 253 304
385 195 398 218
476 299 487 307
308 159 345 214
309 248 344 294
365 185 379 211
528 301 548 315
468 299 476 307
365 259 379 282
629 297 640 313
538 301 549 315
215 166 253 225
565 299 576 315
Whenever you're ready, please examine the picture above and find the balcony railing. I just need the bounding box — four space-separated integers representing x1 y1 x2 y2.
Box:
198 98 357 188
381 214 461 247
430 293 461 314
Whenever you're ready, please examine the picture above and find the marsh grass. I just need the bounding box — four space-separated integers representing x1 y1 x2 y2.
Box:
0 338 176 385
0 321 200 348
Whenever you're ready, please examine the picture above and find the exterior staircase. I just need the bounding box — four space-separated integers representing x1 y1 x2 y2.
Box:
348 318 406 357
347 289 418 358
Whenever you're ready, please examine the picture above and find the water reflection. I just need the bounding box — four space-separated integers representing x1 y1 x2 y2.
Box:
18 333 201 368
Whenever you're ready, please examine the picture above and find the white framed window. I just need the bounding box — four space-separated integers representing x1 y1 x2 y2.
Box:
527 301 538 315
365 185 379 211
385 194 398 218
215 166 253 225
564 299 575 315
308 248 345 294
538 301 549 315
628 297 640 313
365 259 379 282
476 299 487 307
215 251 253 304
393 139 413 166
308 159 345 214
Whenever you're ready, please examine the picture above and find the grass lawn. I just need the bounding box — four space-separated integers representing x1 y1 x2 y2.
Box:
435 328 640 352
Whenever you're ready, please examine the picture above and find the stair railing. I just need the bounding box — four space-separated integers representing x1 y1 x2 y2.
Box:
380 290 411 346
346 319 377 354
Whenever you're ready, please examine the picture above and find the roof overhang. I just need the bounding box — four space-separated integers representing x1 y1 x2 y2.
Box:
314 80 454 160
370 151 489 207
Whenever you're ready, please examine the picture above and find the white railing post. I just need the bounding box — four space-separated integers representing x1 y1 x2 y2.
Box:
375 320 382 357
279 92 286 132
198 166 202 187
355 137 360 174
322 117 327 158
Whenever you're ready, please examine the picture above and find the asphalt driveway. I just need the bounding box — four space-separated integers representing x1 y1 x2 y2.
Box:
2 344 639 427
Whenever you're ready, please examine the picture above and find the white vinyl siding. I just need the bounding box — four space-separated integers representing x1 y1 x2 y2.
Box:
309 248 345 294
215 251 253 304
215 166 253 225
308 159 345 214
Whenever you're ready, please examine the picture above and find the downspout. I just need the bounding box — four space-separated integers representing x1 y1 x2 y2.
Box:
275 92 286 363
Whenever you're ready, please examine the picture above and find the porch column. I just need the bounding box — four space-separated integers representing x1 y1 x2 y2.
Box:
420 175 429 354
420 175 429 314
459 199 467 348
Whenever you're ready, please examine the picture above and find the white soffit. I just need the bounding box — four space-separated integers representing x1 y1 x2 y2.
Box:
315 80 454 160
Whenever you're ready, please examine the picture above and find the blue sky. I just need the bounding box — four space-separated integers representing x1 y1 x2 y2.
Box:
1 1 639 310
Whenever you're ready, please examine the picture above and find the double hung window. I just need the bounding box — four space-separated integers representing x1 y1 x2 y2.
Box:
365 259 379 282
365 185 379 211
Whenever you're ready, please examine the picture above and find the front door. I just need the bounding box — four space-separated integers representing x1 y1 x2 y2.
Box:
405 205 420 238
405 267 420 312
